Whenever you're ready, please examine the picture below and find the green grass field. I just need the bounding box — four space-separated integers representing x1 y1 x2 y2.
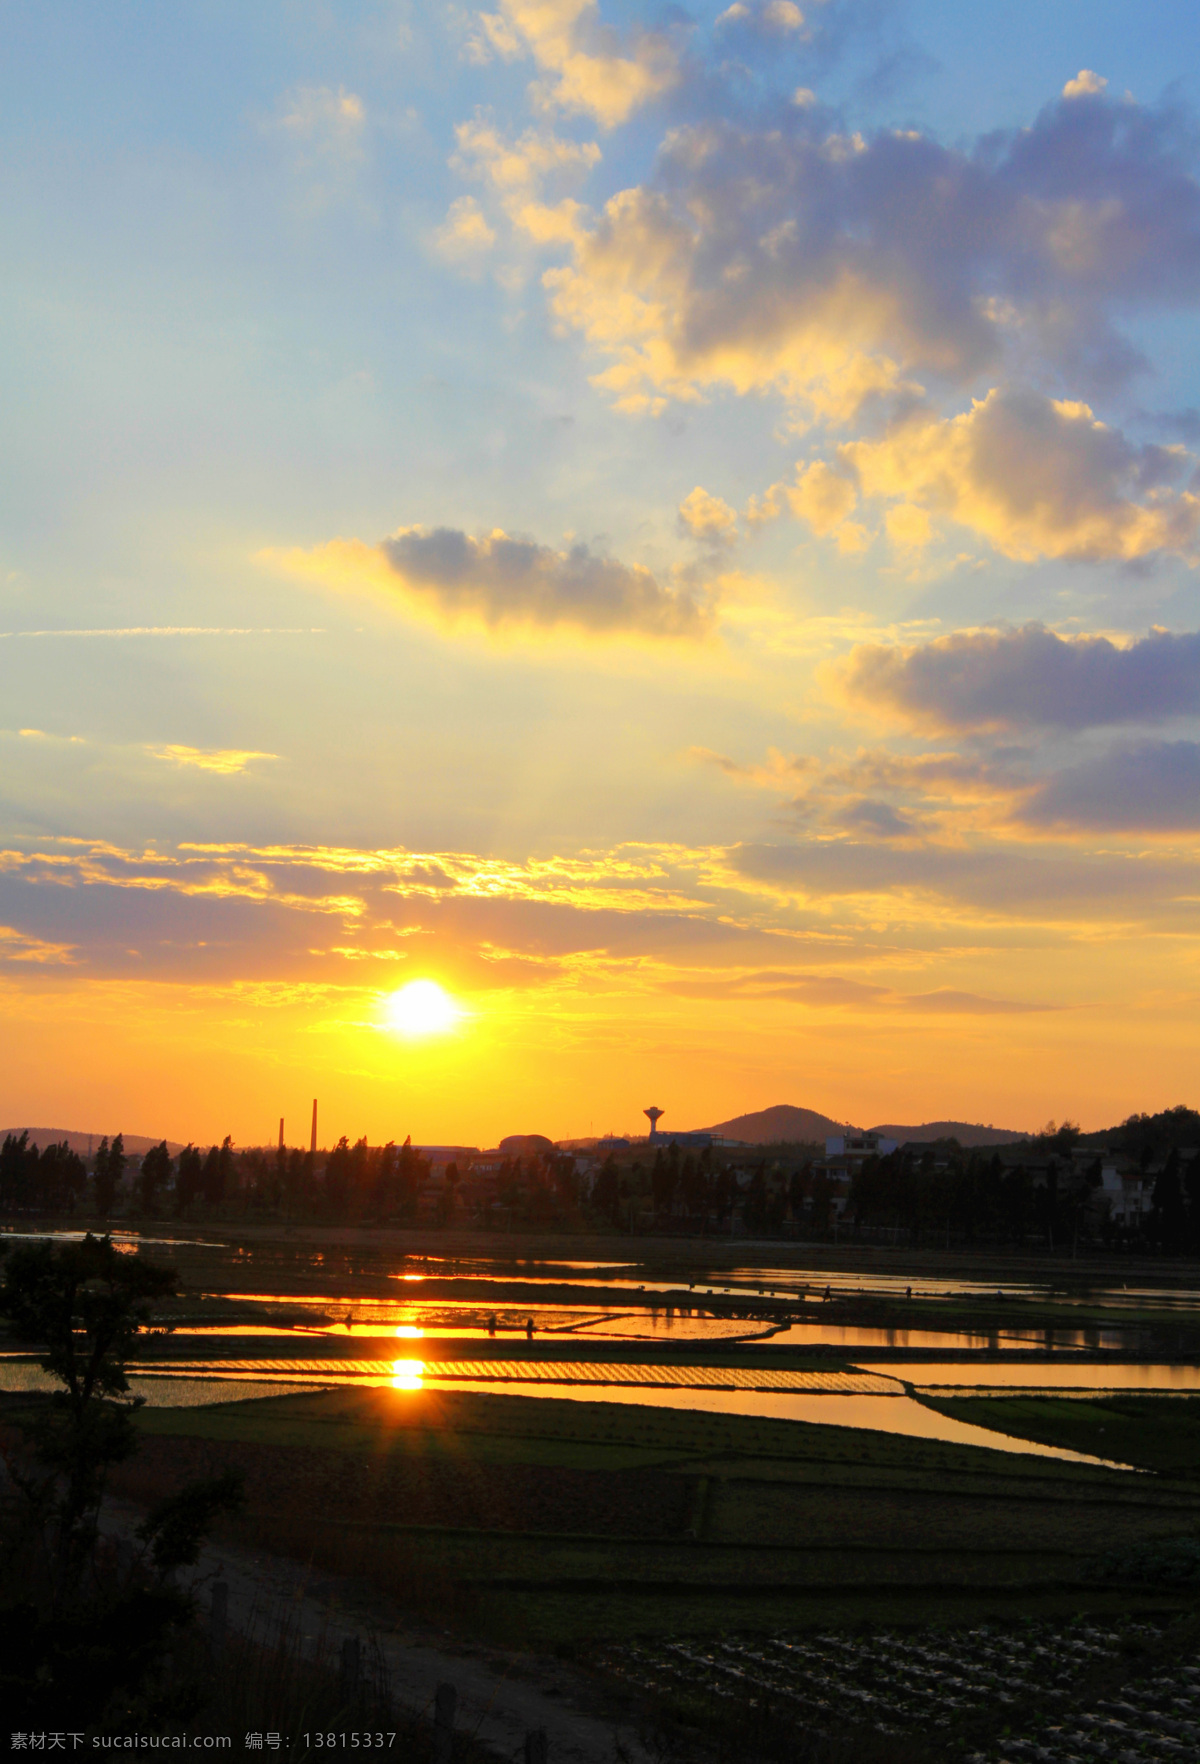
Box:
127 1387 1200 1643
921 1391 1200 1478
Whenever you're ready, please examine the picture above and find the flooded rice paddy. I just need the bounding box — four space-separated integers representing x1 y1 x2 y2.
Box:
3 1226 1197 1465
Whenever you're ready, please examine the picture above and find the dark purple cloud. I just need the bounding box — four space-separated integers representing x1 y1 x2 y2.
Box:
380 527 707 637
1020 740 1200 831
842 624 1200 732
552 80 1200 415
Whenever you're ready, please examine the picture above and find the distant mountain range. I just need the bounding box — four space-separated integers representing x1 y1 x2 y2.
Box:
0 1127 185 1157
701 1104 1029 1148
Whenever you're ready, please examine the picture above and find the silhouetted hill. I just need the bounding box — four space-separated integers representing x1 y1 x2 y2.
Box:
700 1104 853 1144
698 1105 1029 1147
0 1127 185 1157
1080 1105 1200 1158
869 1120 1029 1148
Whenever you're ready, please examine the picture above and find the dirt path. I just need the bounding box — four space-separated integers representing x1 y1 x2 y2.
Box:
103 1498 652 1764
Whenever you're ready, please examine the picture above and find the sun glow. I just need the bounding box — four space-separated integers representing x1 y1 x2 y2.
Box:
390 1358 425 1390
382 979 462 1037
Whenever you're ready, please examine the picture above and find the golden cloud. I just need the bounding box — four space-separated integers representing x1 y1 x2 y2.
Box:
487 0 679 129
839 389 1200 563
262 527 711 639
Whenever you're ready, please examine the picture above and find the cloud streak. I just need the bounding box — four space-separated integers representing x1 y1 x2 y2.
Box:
839 623 1200 732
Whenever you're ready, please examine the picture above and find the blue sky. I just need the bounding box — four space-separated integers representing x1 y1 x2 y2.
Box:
2 1 1200 1146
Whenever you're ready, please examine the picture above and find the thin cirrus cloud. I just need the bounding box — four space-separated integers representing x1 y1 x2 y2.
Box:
147 746 278 776
730 839 1200 920
839 623 1200 733
265 527 710 639
543 80 1200 417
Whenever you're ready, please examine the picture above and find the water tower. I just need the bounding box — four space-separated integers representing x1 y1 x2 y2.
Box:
644 1106 664 1140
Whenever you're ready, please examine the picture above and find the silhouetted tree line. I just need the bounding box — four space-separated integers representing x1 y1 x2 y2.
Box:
321 1135 426 1221
1086 1105 1200 1165
0 1132 233 1220
0 1134 86 1213
594 1143 741 1229
849 1110 1200 1254
850 1137 1101 1250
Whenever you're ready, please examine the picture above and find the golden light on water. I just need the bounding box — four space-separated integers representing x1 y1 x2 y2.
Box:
390 1358 425 1391
394 1324 423 1338
382 979 462 1038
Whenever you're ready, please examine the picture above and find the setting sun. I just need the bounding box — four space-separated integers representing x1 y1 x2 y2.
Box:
382 979 461 1038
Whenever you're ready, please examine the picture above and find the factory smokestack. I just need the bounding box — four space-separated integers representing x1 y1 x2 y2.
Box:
310 1099 318 1157
279 1117 284 1152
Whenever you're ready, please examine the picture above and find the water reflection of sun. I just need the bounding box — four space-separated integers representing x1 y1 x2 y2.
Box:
390 1359 425 1391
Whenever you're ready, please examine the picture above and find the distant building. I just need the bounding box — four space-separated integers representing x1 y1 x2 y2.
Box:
825 1132 898 1159
499 1134 554 1156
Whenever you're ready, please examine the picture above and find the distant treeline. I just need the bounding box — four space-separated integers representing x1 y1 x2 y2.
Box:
4 1104 1200 1252
0 1130 233 1218
848 1109 1200 1253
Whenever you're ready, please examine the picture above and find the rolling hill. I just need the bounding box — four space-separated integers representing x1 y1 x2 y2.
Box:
0 1127 185 1157
701 1104 1028 1147
701 1104 852 1143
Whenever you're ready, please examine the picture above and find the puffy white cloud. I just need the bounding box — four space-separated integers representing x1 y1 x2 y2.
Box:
452 114 601 198
378 526 709 636
542 87 1200 418
433 195 497 264
719 0 807 33
449 112 600 245
485 0 679 128
1063 69 1108 100
840 623 1200 733
678 485 738 546
838 387 1199 561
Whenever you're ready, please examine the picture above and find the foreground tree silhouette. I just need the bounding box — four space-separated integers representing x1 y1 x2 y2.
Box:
0 1234 241 1726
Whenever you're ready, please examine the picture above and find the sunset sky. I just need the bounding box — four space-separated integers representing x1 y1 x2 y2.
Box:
3 0 1200 1148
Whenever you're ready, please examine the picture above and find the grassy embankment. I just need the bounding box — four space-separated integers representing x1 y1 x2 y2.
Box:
922 1391 1200 1478
122 1386 1200 1644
